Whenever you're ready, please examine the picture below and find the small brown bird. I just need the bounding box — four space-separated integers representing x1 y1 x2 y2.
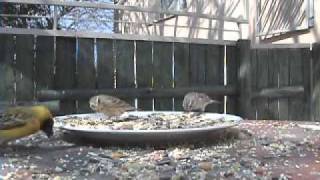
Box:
89 94 135 118
0 105 54 145
182 92 220 113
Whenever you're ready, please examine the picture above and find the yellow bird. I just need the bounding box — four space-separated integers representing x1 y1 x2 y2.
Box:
0 105 54 145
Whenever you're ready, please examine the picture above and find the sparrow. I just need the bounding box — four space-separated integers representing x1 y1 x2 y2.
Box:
89 94 135 119
0 105 54 145
182 92 220 113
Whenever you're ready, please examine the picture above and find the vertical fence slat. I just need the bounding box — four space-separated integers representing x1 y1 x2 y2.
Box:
15 35 34 102
312 43 320 121
256 49 270 119
237 40 254 119
190 44 206 86
136 41 153 110
174 42 189 111
153 42 173 110
278 49 289 120
97 39 114 89
115 40 135 105
268 49 280 120
206 45 224 113
35 36 54 97
0 34 15 106
77 38 96 113
55 37 76 115
226 46 238 114
250 49 258 120
302 48 311 121
288 48 304 120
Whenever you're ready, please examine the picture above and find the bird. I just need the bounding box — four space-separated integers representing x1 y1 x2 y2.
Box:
0 105 54 145
89 94 135 119
182 92 221 114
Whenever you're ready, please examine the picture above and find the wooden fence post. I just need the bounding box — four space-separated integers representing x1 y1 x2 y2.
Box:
237 40 254 119
311 42 320 121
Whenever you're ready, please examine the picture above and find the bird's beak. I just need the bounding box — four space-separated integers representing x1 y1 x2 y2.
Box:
41 118 54 138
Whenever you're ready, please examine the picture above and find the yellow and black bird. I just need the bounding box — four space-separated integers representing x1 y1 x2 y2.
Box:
0 105 54 145
89 94 135 119
183 92 220 113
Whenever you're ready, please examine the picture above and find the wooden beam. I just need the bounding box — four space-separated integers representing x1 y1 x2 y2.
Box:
251 86 304 99
37 86 237 101
0 28 237 46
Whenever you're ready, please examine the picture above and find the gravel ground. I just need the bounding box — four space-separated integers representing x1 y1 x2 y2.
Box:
1 120 320 180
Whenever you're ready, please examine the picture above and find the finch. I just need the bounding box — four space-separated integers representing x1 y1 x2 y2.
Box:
182 92 220 113
0 105 54 145
89 94 135 118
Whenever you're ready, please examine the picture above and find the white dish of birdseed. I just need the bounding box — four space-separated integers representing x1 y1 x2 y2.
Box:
54 111 243 144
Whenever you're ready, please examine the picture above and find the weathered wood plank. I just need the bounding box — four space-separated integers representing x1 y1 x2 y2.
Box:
35 36 54 97
15 35 34 102
77 38 96 113
250 49 258 120
115 40 135 106
136 40 153 110
0 34 15 104
268 49 279 120
311 43 320 121
288 48 304 120
174 42 189 111
226 46 238 114
96 39 114 89
190 44 206 86
278 49 289 120
153 42 173 110
302 48 311 121
205 45 224 113
237 40 255 119
256 49 270 120
55 37 76 114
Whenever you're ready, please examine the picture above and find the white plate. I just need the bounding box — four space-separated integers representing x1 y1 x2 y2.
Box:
54 111 243 145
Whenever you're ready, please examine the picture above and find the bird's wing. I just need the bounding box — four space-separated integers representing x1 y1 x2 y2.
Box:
108 96 135 110
0 108 32 130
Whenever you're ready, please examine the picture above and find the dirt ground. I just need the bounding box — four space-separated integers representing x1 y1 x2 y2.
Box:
1 120 320 180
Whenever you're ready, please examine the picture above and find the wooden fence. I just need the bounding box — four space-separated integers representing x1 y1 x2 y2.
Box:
0 34 238 115
1 34 320 121
238 41 312 121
